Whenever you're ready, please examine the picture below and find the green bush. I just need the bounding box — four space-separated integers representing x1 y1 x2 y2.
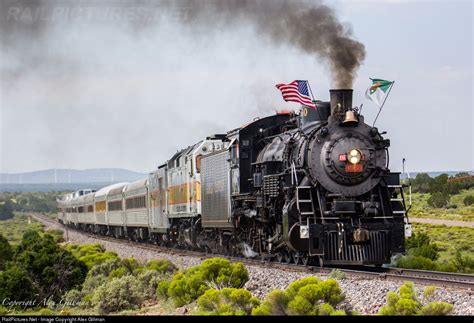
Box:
0 267 38 302
39 308 54 316
91 275 145 314
197 288 260 315
378 282 453 316
252 277 345 316
419 301 454 315
137 270 166 299
7 230 87 302
451 249 474 273
108 258 141 278
145 259 177 274
87 258 122 277
329 269 346 280
166 257 249 307
63 289 85 309
45 229 65 243
401 232 440 266
0 234 13 270
0 200 14 221
251 290 287 315
157 280 171 299
427 192 450 208
64 244 119 269
463 195 474 206
81 273 109 296
396 255 439 271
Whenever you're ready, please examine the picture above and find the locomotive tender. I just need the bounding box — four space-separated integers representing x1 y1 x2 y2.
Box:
58 89 410 266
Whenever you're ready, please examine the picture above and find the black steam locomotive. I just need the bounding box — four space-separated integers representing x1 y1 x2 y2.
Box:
59 89 409 267
199 89 408 266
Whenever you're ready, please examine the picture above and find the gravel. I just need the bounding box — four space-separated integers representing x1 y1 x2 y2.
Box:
37 215 474 315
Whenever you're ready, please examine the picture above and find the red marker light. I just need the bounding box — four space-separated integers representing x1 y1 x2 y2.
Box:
276 109 292 115
339 154 347 161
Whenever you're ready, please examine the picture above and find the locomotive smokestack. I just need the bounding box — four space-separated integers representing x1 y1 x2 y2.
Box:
330 89 353 116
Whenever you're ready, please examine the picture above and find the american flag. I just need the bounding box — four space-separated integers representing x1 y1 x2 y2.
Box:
275 80 316 109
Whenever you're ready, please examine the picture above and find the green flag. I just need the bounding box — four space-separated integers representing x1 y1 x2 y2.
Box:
365 78 394 106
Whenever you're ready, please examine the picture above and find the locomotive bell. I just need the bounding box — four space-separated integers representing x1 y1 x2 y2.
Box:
343 109 359 126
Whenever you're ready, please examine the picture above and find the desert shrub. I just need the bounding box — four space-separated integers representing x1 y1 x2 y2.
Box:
197 288 260 315
0 267 38 302
437 262 457 273
0 234 13 270
419 302 453 315
81 274 109 296
400 232 440 269
251 290 287 315
166 257 249 307
0 200 14 221
329 269 346 280
91 275 145 314
378 282 453 316
463 195 474 206
88 258 122 277
157 280 172 299
408 244 439 261
108 258 141 279
423 286 437 301
145 259 178 274
252 277 345 316
64 244 119 269
39 308 54 315
451 249 474 273
9 230 87 301
45 229 65 243
396 255 438 271
137 270 166 299
63 289 84 309
411 173 432 193
427 192 450 208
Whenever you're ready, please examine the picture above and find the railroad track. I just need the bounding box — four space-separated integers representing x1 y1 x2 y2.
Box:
31 212 474 290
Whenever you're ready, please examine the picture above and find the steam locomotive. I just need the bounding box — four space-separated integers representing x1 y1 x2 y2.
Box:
58 89 410 266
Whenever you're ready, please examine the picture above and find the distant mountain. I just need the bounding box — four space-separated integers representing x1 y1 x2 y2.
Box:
0 182 118 193
0 168 147 185
400 170 473 179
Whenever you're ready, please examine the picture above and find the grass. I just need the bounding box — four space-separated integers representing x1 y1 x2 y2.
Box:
0 212 44 244
412 223 474 263
408 188 474 222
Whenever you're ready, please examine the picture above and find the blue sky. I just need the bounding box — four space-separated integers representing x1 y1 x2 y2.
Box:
0 0 472 174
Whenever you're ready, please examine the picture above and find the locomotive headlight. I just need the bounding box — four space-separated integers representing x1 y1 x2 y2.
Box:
348 149 361 164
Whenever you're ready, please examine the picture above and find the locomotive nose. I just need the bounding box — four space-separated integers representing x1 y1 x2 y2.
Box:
306 88 388 196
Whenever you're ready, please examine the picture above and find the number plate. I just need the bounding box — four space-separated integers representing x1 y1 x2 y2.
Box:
345 163 363 173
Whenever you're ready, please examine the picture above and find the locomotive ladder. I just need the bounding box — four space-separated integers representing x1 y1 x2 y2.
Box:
388 184 408 217
296 186 315 219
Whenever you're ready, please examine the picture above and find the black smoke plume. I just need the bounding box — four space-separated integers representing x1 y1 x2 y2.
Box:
161 0 366 87
1 0 365 88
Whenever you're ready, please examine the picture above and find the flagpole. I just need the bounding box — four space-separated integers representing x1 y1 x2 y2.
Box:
307 80 315 101
306 80 323 120
372 81 395 127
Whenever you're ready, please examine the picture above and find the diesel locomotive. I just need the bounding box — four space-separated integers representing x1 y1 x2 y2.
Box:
58 89 411 266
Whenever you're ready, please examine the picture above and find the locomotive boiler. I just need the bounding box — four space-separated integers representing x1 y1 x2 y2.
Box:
58 88 410 267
